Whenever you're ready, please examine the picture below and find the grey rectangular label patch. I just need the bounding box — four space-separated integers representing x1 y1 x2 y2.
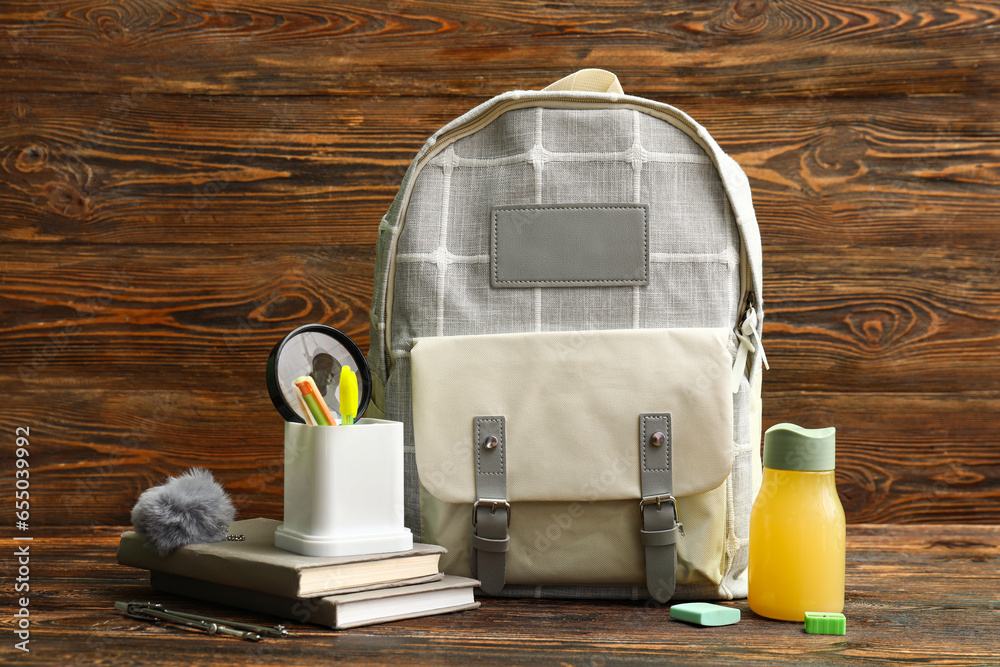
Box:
490 204 649 288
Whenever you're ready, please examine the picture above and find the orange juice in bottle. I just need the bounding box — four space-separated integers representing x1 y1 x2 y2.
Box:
749 423 845 621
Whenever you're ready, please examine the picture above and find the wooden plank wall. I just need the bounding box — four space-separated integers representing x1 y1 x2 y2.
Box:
2 1 998 527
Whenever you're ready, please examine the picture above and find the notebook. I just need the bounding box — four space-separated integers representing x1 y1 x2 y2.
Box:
151 571 480 630
117 518 445 598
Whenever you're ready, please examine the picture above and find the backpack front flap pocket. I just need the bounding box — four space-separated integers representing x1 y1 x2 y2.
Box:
410 327 734 590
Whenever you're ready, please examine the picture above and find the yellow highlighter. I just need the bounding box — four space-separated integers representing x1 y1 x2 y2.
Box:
339 367 359 426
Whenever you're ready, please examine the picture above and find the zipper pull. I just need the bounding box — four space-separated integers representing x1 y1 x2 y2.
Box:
731 305 767 393
745 305 768 372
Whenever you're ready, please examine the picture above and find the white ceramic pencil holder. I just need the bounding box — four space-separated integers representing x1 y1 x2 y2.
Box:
274 419 413 558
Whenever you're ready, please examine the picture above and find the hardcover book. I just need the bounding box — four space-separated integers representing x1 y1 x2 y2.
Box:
150 571 480 630
117 518 445 598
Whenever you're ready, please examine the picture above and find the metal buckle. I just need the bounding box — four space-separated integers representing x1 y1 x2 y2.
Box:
639 494 683 532
639 493 680 523
472 499 511 527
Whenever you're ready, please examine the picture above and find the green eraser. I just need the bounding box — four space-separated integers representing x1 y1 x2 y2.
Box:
669 602 741 627
804 611 846 635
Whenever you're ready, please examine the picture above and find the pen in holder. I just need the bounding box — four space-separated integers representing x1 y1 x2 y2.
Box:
275 419 413 557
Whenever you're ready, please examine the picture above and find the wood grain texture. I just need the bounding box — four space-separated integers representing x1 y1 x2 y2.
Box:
3 94 998 246
0 92 433 244
2 1 999 97
1 525 996 665
1 246 996 394
0 245 375 390
766 248 1000 393
1 1 998 528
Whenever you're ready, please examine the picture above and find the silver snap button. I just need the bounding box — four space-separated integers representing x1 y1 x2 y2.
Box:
484 436 498 450
651 432 666 447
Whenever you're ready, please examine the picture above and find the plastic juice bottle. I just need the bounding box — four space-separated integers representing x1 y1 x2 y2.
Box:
749 423 846 621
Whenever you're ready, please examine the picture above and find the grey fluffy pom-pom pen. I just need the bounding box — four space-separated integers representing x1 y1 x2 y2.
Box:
130 468 236 556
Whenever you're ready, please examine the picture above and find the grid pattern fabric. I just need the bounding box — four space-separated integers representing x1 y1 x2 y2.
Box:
371 92 762 600
392 107 740 341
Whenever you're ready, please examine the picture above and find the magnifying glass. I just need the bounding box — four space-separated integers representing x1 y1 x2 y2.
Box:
265 324 372 424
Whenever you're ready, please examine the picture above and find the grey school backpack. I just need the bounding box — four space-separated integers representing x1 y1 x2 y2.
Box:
367 70 766 602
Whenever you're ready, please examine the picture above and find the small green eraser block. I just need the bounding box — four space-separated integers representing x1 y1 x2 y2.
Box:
669 602 741 627
804 611 846 635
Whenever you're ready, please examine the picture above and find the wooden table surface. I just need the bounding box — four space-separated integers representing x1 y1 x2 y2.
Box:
4 524 997 665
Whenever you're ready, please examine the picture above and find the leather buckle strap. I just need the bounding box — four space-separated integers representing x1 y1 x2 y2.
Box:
639 413 681 603
471 416 508 595
639 494 685 547
640 526 682 547
471 533 510 553
473 499 511 527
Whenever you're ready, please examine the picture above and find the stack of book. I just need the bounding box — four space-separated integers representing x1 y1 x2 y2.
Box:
116 518 479 630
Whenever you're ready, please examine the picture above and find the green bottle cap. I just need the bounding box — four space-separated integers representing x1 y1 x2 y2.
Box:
763 423 836 471
804 611 846 635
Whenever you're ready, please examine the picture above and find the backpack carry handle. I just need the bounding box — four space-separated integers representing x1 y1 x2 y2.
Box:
543 69 624 94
